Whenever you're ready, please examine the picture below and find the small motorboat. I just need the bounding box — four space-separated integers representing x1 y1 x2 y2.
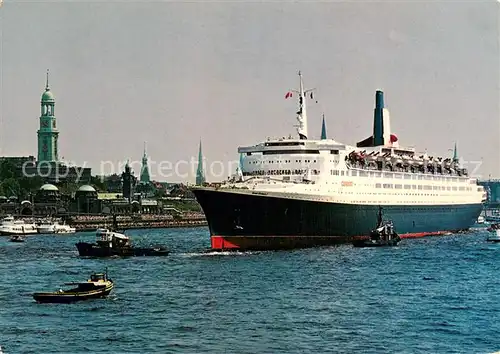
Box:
352 207 401 248
9 235 25 243
486 223 500 242
33 271 114 303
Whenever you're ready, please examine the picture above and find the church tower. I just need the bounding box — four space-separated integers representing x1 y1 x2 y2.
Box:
37 70 59 162
140 142 151 183
196 140 206 185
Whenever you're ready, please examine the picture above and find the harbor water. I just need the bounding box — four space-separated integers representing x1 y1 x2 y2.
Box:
1 227 500 353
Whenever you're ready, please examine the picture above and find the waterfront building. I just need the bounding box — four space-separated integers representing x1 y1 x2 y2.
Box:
73 185 99 213
121 161 136 201
34 183 60 204
478 179 500 208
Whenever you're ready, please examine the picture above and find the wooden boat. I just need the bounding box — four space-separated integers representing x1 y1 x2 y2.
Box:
352 207 401 248
9 235 25 242
33 271 114 303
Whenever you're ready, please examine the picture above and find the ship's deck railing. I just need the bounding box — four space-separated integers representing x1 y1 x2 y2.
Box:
345 155 467 178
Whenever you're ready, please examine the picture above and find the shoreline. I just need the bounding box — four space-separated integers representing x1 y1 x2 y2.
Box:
71 219 208 232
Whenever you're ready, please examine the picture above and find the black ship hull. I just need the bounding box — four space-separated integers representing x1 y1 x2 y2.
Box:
192 187 482 251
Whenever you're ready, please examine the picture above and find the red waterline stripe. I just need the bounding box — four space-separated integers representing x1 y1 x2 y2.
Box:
399 231 451 239
211 231 454 248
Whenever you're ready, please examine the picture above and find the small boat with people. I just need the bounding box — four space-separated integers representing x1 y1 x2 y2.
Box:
9 235 25 243
75 215 169 257
486 223 500 242
33 270 114 303
352 207 401 247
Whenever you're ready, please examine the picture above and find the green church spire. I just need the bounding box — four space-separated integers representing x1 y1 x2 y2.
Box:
196 139 205 185
321 114 327 140
37 69 59 162
140 141 151 183
452 142 458 162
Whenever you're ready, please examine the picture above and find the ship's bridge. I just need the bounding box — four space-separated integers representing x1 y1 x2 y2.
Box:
237 138 348 180
238 138 346 155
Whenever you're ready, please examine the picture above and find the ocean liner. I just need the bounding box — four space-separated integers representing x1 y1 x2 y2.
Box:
191 72 486 251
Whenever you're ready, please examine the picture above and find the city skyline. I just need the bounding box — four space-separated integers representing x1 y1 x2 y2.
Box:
0 1 498 182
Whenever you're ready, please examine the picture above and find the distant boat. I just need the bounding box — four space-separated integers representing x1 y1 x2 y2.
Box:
33 271 114 304
37 219 76 234
487 223 500 242
9 235 25 243
0 216 37 236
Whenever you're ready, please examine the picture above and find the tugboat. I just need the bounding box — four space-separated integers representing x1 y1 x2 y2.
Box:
33 270 114 303
75 215 169 257
486 223 500 242
9 235 25 243
352 207 401 247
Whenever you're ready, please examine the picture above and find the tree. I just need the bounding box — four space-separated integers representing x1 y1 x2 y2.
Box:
18 175 44 194
0 160 16 180
0 178 20 197
90 176 106 192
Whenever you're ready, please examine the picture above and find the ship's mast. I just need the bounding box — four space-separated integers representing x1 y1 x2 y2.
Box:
292 71 314 140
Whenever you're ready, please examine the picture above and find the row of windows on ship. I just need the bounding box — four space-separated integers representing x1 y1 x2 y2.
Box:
345 152 467 176
373 183 480 192
242 168 470 182
243 169 320 177
331 169 470 182
248 159 317 164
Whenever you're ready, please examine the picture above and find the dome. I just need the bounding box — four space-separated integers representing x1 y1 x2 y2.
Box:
40 184 58 191
78 185 96 192
41 89 55 102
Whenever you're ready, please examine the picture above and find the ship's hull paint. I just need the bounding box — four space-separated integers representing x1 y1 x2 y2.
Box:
192 188 482 251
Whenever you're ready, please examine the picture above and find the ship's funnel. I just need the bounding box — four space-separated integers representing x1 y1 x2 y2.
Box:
373 90 385 146
357 90 392 147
